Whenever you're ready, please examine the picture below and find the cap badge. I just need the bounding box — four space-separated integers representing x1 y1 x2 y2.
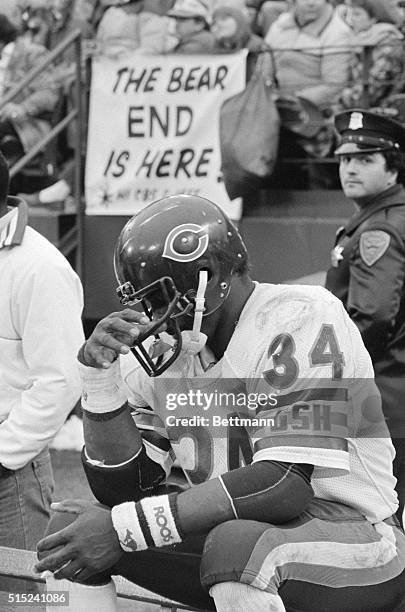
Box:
348 112 363 130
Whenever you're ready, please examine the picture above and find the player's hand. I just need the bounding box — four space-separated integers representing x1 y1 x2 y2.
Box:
82 308 165 369
35 500 123 581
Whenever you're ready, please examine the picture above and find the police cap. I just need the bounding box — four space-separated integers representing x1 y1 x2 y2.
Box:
334 109 405 156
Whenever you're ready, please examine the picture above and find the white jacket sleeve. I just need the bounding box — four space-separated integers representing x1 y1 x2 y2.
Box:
0 255 84 470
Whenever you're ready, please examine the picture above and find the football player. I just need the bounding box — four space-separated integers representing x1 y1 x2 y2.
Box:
36 195 405 611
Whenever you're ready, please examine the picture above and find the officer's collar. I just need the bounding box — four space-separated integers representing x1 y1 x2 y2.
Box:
344 184 405 235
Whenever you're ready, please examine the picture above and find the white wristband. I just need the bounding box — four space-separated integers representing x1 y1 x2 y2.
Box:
111 501 147 552
140 495 182 547
79 360 128 414
111 494 182 553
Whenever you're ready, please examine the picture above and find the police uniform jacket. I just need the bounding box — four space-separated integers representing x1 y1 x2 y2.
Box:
325 183 405 432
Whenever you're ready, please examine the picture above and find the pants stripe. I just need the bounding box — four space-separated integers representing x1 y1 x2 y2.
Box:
242 520 405 591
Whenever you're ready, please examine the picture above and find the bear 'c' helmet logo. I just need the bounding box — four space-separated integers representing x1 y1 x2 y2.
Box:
163 223 209 262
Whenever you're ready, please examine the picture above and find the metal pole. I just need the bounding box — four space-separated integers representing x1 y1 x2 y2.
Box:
74 34 84 280
361 45 373 109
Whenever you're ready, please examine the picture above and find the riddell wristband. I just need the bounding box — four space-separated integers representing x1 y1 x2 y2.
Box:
79 359 128 414
111 493 183 552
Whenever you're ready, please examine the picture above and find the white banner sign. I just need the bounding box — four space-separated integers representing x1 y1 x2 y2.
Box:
85 51 247 220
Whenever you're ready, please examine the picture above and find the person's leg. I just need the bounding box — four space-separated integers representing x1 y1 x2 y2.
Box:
200 499 405 612
392 437 405 526
41 509 214 611
40 497 405 611
210 582 286 611
278 571 405 612
0 448 54 612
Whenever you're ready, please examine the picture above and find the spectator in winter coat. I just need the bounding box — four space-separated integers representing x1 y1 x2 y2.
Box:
0 13 59 179
211 5 272 82
338 0 404 109
168 0 215 53
96 0 176 57
265 0 354 110
264 0 354 161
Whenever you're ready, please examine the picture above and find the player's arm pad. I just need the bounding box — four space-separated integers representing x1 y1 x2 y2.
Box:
81 445 166 507
220 461 314 524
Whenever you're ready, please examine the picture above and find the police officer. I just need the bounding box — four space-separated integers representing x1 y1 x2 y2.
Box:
326 109 405 524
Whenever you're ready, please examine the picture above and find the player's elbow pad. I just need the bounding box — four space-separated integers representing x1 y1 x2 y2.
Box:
81 445 166 507
220 461 314 524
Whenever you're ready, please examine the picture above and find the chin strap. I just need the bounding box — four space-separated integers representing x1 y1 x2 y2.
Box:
180 270 208 356
192 270 208 341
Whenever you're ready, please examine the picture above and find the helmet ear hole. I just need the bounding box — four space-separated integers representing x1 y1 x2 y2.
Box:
197 265 213 282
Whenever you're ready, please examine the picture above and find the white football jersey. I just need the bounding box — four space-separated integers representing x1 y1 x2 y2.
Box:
120 282 398 522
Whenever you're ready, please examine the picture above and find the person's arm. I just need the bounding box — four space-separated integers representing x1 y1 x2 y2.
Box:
80 364 314 526
35 307 315 579
0 254 84 470
79 310 314 519
78 311 173 506
37 293 365 582
81 360 314 527
18 44 59 115
347 224 405 362
35 456 313 581
79 367 171 506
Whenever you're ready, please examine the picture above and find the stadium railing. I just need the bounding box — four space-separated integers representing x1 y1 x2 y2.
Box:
0 29 86 277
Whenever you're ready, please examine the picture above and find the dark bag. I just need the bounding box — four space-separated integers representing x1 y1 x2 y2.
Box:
219 70 280 200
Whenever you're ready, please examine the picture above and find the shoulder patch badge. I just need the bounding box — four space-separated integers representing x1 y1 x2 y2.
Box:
359 230 390 266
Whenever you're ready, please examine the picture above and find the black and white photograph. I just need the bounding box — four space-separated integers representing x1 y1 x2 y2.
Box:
1 1 405 610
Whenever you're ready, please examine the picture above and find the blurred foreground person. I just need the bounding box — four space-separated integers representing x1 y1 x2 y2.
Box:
0 148 84 607
0 13 59 193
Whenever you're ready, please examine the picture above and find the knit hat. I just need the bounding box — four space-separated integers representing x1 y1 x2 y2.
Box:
168 0 209 20
212 6 251 49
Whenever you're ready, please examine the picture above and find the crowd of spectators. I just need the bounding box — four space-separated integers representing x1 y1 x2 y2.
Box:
337 0 405 110
2 0 405 198
0 13 59 190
